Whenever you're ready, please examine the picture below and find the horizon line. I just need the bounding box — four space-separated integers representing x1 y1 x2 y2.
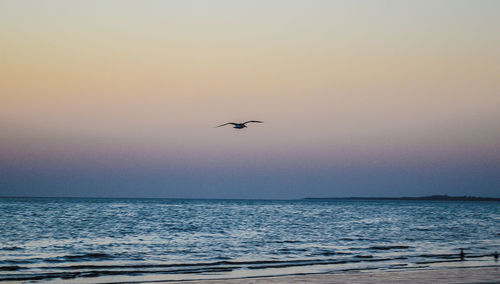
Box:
1 195 499 200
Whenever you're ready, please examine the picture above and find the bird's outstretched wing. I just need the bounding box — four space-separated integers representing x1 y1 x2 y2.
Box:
215 122 237 128
242 120 263 124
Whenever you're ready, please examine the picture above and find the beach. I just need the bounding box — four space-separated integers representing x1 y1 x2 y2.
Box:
177 266 500 284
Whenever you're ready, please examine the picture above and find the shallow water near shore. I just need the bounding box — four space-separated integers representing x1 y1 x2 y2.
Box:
1 198 499 282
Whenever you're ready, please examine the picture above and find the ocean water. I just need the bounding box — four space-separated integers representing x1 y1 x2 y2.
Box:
0 198 499 283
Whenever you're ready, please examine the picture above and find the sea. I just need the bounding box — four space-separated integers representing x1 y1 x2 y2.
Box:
1 198 499 283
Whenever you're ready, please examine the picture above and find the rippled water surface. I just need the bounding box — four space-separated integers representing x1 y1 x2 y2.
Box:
1 198 499 282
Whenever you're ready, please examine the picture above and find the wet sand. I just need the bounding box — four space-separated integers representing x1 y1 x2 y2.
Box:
170 266 500 284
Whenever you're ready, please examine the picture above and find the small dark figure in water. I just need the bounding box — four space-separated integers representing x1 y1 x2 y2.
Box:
494 251 498 261
460 248 465 260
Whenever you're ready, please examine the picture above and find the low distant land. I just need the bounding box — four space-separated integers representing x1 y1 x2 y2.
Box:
1 195 499 201
304 195 500 201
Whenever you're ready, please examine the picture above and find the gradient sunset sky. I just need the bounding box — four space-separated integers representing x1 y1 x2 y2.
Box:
1 0 499 198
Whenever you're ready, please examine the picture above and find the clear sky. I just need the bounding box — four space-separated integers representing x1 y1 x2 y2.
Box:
1 0 499 198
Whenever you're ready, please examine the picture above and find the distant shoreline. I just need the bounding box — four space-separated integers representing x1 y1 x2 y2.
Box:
1 195 500 201
304 195 500 202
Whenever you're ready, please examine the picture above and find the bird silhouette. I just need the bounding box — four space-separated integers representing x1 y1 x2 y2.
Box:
215 120 263 129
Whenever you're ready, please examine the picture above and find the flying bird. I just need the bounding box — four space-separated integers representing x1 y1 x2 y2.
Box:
215 120 263 129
